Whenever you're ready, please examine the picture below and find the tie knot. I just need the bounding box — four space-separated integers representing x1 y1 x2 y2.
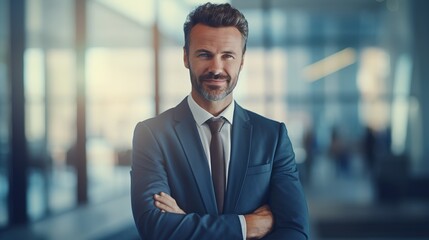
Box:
207 117 225 134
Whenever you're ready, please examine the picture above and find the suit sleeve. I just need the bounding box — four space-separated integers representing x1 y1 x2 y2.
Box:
131 122 243 240
263 123 310 239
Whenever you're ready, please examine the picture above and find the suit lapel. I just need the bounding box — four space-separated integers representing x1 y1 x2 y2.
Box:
173 99 218 214
224 103 252 213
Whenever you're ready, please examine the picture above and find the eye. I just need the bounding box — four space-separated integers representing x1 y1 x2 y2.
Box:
223 54 235 60
197 52 211 58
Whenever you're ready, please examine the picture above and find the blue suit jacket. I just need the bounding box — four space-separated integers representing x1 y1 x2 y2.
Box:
131 98 309 239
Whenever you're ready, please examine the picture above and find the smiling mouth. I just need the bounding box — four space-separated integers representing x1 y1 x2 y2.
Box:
203 79 227 85
204 78 226 82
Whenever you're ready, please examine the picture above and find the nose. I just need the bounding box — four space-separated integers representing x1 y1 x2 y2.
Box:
208 56 223 75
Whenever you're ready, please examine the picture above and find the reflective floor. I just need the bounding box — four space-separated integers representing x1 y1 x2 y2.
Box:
0 195 138 240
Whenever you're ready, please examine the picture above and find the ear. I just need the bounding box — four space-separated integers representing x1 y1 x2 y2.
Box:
183 48 189 69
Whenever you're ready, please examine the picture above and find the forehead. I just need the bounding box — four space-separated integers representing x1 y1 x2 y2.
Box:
189 24 243 52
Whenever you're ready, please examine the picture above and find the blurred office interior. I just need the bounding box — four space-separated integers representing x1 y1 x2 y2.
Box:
1 0 429 239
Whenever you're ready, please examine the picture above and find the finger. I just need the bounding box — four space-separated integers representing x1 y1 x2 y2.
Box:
154 194 174 209
159 192 178 205
155 193 186 214
156 200 185 214
157 192 174 203
154 200 175 213
154 193 170 202
154 194 175 210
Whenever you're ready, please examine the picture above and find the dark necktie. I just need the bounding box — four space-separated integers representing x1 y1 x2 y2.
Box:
207 117 226 214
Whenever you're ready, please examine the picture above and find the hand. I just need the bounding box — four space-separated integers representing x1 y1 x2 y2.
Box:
244 205 274 239
153 192 186 214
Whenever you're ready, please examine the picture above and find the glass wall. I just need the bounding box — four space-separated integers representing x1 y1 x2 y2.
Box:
86 0 154 203
25 0 77 220
0 0 9 228
1 0 158 226
158 0 193 111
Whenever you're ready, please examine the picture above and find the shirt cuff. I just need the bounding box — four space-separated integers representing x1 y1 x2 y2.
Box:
238 215 247 240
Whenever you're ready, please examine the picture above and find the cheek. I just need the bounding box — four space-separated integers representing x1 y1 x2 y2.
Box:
189 62 206 75
227 63 242 75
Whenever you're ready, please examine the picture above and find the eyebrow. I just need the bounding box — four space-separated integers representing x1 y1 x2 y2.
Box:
222 50 237 55
194 49 237 55
195 49 211 54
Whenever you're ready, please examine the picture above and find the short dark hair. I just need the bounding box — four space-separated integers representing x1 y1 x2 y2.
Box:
183 2 248 54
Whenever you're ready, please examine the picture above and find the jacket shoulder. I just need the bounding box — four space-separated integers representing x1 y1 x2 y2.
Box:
137 98 189 129
242 107 283 130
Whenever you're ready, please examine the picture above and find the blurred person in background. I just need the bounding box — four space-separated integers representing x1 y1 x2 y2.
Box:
329 126 350 178
303 126 317 183
131 2 309 239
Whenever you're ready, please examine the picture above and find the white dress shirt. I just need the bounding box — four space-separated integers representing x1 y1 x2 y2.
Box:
187 95 247 239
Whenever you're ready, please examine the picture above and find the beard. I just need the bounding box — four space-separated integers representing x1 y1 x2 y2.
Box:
189 69 239 102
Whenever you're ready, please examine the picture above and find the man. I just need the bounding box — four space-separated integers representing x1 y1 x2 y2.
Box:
131 3 309 239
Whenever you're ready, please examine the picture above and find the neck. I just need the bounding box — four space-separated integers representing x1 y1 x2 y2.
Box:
191 91 233 116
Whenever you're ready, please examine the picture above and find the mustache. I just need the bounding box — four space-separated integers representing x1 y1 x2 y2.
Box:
199 72 230 81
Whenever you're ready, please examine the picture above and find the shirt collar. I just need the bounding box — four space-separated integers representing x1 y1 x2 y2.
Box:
187 94 234 126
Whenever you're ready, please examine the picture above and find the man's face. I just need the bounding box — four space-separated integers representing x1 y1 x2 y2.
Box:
184 24 244 102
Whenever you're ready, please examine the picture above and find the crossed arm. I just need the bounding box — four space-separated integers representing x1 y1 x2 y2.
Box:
154 192 274 239
132 121 309 239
